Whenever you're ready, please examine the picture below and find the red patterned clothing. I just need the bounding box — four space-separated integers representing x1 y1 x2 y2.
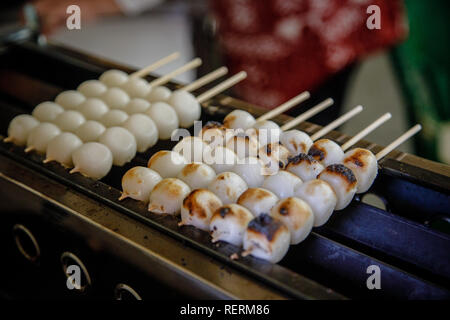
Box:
211 0 407 108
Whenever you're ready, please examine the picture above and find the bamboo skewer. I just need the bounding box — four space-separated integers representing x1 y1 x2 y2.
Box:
341 113 392 151
256 91 310 123
196 71 247 103
376 124 422 160
310 105 364 141
129 52 180 79
182 67 229 92
149 58 202 87
280 98 334 131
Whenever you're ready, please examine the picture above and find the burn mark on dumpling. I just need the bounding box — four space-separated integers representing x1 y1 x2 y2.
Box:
344 149 371 168
203 121 224 130
238 188 273 203
183 189 221 218
319 164 357 191
219 206 231 218
279 207 288 216
277 198 297 217
181 163 201 176
308 144 325 161
288 138 308 154
287 153 315 165
265 143 273 156
165 179 185 197
122 167 139 184
183 189 206 217
147 150 169 167
247 214 284 241
223 115 236 128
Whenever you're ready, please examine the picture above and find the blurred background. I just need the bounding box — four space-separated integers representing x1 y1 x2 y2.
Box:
1 0 449 164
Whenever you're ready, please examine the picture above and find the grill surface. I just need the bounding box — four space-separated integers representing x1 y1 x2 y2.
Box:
0 41 449 299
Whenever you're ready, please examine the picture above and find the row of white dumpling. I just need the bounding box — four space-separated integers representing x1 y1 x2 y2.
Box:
120 128 380 262
64 69 201 133
30 100 156 149
4 67 202 179
5 114 117 179
120 161 299 263
196 119 377 195
7 107 147 182
193 119 379 213
146 133 373 219
144 149 331 230
167 134 375 211
118 148 331 263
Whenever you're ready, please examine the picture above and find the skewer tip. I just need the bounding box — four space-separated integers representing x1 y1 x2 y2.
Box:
3 137 12 143
69 167 79 174
230 253 239 260
375 123 422 161
241 248 252 257
118 193 128 201
24 147 34 153
193 57 202 65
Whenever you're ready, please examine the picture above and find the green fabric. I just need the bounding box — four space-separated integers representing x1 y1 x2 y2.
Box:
391 0 450 163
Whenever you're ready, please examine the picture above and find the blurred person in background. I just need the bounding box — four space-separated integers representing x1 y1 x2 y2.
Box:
9 0 449 163
391 0 450 164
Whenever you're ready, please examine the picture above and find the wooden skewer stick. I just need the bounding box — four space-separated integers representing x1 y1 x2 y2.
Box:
256 91 310 123
129 52 180 79
196 71 247 103
280 98 334 131
310 105 363 141
149 58 202 87
182 67 229 92
24 146 34 153
118 193 128 201
341 112 392 152
376 124 422 161
3 137 13 143
241 247 252 257
69 167 79 174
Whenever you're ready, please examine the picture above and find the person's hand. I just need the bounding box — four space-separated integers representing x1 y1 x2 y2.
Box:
30 0 123 35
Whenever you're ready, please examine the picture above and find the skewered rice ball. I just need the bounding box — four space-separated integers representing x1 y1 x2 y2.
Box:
98 127 137 166
75 120 106 142
45 132 83 167
148 178 191 215
5 114 40 146
270 197 314 245
147 150 187 178
120 166 162 202
70 142 113 180
179 189 223 231
32 102 64 122
210 204 254 246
